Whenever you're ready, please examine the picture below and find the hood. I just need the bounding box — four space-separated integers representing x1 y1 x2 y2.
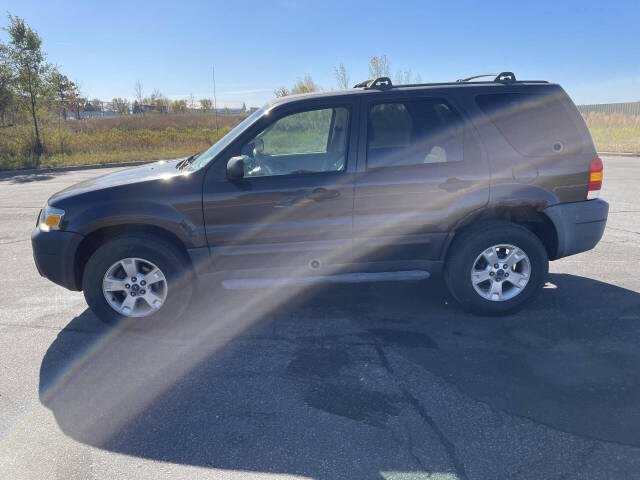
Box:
49 159 186 204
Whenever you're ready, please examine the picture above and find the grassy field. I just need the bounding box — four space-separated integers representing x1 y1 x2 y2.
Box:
1 111 639 171
582 112 640 153
0 113 243 170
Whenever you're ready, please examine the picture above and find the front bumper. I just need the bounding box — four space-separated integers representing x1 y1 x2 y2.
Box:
543 199 609 260
31 228 84 291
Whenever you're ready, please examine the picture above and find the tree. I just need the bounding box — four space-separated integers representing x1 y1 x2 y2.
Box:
368 55 390 79
111 97 130 114
90 98 102 112
49 69 76 119
83 99 97 112
170 99 187 113
291 74 319 94
274 75 319 97
394 69 422 85
274 86 289 97
200 98 212 111
61 81 83 119
3 14 52 159
0 48 14 124
150 88 168 113
334 63 350 89
48 69 77 151
134 80 143 104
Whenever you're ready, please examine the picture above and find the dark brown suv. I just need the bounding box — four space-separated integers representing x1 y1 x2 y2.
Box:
31 72 608 322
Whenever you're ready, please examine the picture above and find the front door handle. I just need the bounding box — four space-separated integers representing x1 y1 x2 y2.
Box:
275 190 310 207
310 188 339 202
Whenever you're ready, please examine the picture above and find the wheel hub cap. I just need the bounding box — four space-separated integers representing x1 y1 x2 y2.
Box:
470 244 531 302
102 257 168 317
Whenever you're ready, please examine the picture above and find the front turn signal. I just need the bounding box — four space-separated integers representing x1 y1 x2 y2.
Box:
40 205 65 231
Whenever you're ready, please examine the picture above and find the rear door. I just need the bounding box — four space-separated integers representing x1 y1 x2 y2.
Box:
202 97 359 274
353 91 490 265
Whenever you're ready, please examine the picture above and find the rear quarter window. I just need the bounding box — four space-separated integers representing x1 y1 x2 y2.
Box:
475 91 586 156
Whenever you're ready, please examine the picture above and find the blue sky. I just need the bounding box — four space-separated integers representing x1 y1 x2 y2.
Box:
2 0 639 107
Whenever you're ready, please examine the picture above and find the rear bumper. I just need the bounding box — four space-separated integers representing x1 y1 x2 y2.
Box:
31 228 84 291
543 199 609 259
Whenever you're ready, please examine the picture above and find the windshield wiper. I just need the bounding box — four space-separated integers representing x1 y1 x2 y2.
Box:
176 152 200 170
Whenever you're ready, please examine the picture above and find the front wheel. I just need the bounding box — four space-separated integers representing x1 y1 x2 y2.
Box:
444 221 548 315
82 234 193 325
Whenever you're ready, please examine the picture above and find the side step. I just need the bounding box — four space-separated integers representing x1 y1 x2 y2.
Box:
221 270 430 290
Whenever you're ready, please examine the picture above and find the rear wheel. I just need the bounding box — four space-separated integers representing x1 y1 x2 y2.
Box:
82 234 193 325
444 221 548 315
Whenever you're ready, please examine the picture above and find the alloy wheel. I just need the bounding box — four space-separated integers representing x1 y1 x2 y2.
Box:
470 244 531 301
102 257 168 317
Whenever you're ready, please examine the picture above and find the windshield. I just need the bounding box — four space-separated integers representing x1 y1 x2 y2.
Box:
187 107 266 171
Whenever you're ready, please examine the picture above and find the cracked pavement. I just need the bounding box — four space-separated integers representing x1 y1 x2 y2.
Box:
1 157 640 479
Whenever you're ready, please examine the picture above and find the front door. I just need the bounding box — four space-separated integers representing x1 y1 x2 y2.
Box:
202 98 359 275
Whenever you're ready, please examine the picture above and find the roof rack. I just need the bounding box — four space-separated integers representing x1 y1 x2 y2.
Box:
457 72 517 83
352 72 547 92
353 77 393 90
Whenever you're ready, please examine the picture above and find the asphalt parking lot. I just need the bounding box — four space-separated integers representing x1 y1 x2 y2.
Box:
1 157 640 479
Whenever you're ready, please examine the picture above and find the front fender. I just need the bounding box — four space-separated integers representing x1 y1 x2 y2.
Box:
55 175 207 248
71 200 206 248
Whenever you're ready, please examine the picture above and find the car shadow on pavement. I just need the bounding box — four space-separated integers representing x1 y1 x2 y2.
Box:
0 172 56 184
39 273 640 478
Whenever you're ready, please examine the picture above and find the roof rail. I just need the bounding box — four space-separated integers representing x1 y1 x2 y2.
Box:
457 72 517 83
351 72 547 92
353 77 393 90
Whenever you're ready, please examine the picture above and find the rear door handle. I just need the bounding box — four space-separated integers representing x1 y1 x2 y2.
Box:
438 178 472 192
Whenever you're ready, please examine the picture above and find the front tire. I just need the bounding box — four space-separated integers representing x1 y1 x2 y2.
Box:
82 234 193 325
444 221 548 315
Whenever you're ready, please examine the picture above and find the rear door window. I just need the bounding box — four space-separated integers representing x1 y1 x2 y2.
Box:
475 91 585 156
366 98 465 169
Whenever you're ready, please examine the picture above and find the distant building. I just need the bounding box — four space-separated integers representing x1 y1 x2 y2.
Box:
183 100 246 114
66 111 116 120
213 101 246 115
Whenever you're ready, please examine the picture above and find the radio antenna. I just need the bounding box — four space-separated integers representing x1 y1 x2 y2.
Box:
212 65 219 132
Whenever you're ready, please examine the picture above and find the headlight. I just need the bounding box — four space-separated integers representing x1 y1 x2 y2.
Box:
39 204 65 231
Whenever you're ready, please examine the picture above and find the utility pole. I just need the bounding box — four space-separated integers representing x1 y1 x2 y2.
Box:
212 65 219 132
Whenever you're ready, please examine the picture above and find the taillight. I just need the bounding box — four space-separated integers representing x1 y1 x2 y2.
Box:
587 157 603 199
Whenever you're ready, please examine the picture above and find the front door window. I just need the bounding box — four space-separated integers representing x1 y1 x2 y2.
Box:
240 107 350 177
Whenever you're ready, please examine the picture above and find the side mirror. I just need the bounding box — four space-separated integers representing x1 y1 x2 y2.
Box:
226 156 245 179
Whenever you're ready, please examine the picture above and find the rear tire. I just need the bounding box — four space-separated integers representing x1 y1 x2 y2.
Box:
82 234 193 326
444 221 548 315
